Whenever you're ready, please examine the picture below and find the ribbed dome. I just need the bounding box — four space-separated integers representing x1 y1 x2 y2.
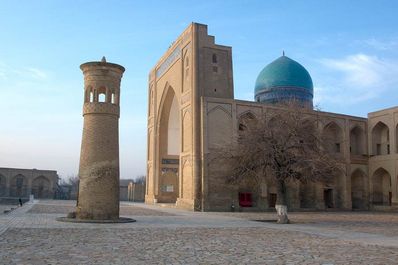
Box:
254 55 313 108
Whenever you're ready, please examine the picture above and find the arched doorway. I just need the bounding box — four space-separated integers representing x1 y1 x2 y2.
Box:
350 126 365 155
157 86 180 203
372 168 391 206
372 122 390 155
351 169 367 209
32 176 50 199
11 174 27 197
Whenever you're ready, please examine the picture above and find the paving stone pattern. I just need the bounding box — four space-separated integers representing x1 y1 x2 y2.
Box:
1 200 398 264
217 211 398 237
29 201 175 216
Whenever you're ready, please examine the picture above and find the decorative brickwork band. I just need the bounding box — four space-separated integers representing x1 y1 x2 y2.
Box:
83 102 120 117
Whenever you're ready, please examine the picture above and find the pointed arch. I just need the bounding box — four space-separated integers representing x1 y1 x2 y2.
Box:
238 111 258 132
156 83 180 203
207 105 231 116
371 121 390 155
97 86 107 103
11 174 27 197
372 167 391 205
351 168 367 209
350 126 365 155
208 105 232 148
323 121 343 153
32 175 51 199
157 85 180 155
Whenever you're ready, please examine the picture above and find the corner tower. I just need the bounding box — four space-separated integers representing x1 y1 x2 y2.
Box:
77 57 125 220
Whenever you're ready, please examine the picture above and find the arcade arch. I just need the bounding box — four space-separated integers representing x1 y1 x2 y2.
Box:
10 174 27 197
372 122 390 155
351 169 367 209
350 126 365 155
238 112 257 132
32 176 51 199
323 122 343 154
372 167 391 205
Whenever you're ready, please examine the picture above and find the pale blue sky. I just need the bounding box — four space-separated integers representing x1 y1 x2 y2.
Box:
1 1 398 180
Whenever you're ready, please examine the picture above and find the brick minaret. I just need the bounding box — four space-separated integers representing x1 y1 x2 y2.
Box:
76 57 125 220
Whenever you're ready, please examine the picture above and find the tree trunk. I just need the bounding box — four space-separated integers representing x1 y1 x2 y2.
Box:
275 180 289 224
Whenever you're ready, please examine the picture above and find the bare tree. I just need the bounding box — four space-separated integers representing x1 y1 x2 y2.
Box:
218 101 342 223
134 175 146 185
66 175 79 188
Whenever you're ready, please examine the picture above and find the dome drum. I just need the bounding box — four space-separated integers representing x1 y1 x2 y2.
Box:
255 86 313 107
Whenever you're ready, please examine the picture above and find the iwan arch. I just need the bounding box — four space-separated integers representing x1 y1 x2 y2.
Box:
146 23 398 211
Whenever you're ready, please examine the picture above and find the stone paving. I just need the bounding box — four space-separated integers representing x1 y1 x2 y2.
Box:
0 200 398 264
215 211 398 237
0 205 17 215
28 200 175 216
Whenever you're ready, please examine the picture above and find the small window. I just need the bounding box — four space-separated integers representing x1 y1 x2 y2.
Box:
99 93 106 103
90 91 94 102
111 93 115 104
212 54 217 63
335 143 340 153
387 144 390 154
213 66 218 73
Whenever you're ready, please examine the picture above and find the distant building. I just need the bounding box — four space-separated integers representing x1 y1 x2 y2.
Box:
119 179 134 201
0 167 58 200
127 182 145 202
119 179 145 202
57 184 78 200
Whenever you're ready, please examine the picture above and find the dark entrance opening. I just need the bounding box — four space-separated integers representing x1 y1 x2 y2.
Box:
268 193 277 208
239 192 253 207
324 189 334 208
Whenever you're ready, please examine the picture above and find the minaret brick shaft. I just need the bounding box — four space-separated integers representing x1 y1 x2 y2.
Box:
76 57 125 220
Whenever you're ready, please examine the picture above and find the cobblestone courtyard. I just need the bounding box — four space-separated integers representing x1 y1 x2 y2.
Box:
1 200 398 264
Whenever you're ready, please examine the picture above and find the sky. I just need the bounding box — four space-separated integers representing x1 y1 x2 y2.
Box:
1 0 398 180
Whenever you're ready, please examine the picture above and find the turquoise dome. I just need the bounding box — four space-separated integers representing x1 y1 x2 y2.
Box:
254 55 313 107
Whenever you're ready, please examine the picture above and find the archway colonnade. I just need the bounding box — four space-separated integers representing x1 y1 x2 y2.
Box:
0 173 52 199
